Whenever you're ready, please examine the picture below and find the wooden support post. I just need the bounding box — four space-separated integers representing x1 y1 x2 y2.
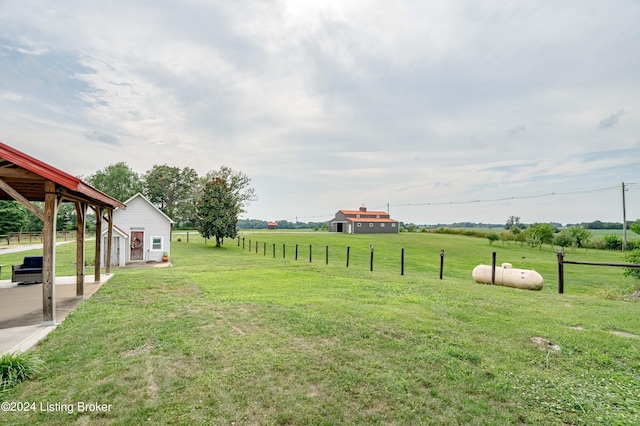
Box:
273 243 276 258
346 246 350 267
283 243 285 259
94 206 102 283
325 246 328 265
106 208 113 275
439 250 445 280
75 202 87 297
309 245 312 263
557 250 565 294
263 242 266 256
295 244 298 260
401 248 405 276
42 180 57 325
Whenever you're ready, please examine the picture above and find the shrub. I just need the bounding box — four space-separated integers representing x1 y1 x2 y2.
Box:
553 230 573 248
486 232 499 245
603 234 622 250
623 249 640 281
0 351 46 392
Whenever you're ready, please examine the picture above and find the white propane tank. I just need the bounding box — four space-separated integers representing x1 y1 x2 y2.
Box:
472 263 543 291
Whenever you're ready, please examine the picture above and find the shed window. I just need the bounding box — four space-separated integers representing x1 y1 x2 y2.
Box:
357 223 362 227
381 223 385 227
151 236 164 251
369 223 374 227
391 223 396 227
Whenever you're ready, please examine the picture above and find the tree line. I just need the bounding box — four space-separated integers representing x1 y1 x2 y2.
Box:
0 162 255 246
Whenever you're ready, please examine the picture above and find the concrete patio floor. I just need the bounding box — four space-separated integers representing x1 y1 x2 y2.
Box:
0 274 113 354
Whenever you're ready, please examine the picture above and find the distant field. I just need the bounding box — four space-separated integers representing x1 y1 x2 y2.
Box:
2 231 639 425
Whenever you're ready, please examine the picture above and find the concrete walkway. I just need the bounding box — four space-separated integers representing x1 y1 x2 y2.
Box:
0 274 112 355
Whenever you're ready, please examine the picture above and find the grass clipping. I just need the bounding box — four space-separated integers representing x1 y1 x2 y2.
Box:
0 352 46 393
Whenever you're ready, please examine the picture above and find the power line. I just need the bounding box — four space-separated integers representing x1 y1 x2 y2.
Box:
270 183 637 222
394 184 627 207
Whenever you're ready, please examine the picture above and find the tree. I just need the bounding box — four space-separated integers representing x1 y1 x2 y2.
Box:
144 165 200 223
0 201 28 234
87 162 143 202
523 223 556 249
196 166 256 247
624 221 640 280
486 232 499 245
505 216 522 230
568 226 592 248
553 230 573 249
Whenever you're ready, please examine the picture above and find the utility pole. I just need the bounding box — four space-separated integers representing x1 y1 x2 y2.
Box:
622 182 627 251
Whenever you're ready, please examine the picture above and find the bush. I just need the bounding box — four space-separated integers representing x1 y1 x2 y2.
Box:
486 232 499 245
623 249 640 281
553 231 573 248
0 352 46 392
603 234 622 250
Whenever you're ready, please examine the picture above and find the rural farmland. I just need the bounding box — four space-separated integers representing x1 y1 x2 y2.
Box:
1 230 639 425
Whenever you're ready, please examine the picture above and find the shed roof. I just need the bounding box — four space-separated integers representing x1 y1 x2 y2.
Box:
119 193 175 224
0 142 125 209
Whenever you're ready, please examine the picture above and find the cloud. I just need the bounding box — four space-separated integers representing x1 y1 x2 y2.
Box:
0 1 639 225
507 124 526 141
598 110 625 129
84 130 120 146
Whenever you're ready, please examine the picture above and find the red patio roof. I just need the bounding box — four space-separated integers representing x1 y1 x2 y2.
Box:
0 141 125 209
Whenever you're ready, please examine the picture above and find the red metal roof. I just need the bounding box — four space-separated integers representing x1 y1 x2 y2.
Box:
339 209 390 216
0 141 126 209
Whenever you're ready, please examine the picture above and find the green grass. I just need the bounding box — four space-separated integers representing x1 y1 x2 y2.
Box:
0 241 96 281
1 232 639 425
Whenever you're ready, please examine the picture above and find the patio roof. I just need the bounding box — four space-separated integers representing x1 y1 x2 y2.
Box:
0 141 124 325
0 142 125 209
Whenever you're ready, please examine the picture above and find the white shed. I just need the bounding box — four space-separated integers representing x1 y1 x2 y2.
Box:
102 193 174 265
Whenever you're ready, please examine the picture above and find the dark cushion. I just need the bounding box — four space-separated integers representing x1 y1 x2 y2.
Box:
22 256 43 268
15 268 42 275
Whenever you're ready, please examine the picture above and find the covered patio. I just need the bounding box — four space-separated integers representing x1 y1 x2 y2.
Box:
0 142 125 325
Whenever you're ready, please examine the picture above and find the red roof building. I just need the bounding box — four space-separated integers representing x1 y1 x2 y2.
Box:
329 206 399 234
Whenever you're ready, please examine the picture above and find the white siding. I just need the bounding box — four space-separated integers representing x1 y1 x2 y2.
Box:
104 194 173 263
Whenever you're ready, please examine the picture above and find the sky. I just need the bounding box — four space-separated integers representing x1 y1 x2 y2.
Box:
1 0 639 225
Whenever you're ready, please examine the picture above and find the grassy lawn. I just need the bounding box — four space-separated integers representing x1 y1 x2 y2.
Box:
1 232 639 425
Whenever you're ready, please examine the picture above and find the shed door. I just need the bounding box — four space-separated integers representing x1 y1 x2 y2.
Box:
130 231 144 261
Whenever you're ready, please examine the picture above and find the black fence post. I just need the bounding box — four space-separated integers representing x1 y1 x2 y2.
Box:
346 246 350 267
256 241 259 254
439 250 445 280
295 244 298 260
242 238 245 249
264 242 266 256
491 252 496 285
370 244 374 272
273 243 276 258
249 239 251 251
401 248 405 276
326 246 329 265
309 245 312 263
237 236 240 246
283 243 286 259
557 250 565 294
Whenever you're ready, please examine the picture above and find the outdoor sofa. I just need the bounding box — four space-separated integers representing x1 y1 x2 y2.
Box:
12 256 43 284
